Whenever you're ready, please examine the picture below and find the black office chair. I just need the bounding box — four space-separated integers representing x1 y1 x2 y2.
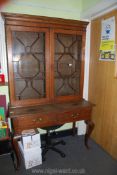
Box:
41 125 66 161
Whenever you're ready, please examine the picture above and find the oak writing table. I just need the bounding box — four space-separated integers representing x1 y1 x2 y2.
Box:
9 99 94 169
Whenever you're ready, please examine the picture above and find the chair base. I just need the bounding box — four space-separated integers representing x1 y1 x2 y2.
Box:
42 140 66 161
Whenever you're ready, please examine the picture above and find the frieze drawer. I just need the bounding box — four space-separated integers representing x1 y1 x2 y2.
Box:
56 108 91 124
12 107 92 135
12 113 57 135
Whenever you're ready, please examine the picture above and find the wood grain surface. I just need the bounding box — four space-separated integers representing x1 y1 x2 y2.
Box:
89 10 117 159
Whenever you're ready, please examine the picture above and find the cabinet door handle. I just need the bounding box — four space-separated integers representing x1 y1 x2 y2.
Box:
76 113 80 116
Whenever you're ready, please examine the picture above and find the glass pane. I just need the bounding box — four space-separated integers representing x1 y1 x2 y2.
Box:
12 31 46 100
54 33 82 96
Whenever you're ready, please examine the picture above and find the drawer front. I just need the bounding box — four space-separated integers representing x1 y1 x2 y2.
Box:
56 108 92 124
12 114 57 135
12 107 92 135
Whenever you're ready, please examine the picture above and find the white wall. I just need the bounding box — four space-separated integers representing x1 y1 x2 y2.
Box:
0 14 8 82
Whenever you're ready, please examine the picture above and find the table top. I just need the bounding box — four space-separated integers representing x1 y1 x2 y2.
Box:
9 99 93 118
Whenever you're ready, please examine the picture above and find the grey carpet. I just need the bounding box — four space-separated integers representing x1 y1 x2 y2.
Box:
0 136 117 175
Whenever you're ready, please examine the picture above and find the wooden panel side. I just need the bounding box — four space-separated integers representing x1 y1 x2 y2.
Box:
89 9 117 159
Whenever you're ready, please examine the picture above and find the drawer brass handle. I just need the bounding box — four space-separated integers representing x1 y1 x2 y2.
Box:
37 118 42 122
71 113 80 118
71 114 75 117
32 118 42 122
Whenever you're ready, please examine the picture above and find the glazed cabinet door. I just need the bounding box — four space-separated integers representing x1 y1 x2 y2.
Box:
6 26 50 106
53 29 85 102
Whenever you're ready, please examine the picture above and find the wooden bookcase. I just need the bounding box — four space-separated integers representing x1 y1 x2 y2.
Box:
3 13 88 107
2 13 94 169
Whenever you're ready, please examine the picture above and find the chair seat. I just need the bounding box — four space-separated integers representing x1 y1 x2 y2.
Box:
42 125 63 131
